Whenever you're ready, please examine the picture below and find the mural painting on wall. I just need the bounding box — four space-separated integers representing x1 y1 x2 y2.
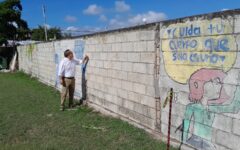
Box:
74 40 86 98
73 40 85 60
54 50 61 87
162 18 240 150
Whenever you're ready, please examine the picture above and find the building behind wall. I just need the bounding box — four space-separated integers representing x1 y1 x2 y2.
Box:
0 47 16 70
18 9 240 150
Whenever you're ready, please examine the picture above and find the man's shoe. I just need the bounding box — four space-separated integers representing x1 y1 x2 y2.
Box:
79 99 83 105
60 106 65 111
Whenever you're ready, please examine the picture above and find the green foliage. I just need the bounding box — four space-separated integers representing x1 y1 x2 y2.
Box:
31 26 62 41
0 0 29 45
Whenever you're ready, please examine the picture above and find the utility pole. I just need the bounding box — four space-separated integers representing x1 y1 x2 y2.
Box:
42 4 48 41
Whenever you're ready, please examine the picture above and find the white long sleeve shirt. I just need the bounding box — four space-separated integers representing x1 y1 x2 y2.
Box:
58 58 82 77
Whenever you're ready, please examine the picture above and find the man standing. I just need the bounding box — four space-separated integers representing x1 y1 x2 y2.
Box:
58 49 89 111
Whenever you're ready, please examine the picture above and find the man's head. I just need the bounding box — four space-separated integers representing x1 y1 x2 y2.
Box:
64 49 73 60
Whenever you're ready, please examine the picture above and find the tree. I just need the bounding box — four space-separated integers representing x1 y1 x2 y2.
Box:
31 26 62 41
0 0 29 46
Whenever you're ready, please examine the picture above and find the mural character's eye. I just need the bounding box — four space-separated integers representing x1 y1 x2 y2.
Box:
194 82 198 88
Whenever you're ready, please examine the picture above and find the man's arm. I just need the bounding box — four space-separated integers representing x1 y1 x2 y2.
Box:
74 55 89 65
209 86 240 113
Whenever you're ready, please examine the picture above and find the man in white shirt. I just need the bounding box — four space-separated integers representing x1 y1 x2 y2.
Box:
58 49 89 111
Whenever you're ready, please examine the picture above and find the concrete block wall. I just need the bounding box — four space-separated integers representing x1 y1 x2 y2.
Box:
18 26 157 130
18 43 56 85
18 9 240 150
85 27 157 129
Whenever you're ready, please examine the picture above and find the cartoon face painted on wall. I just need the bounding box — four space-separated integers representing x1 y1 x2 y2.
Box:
188 68 229 104
203 78 222 105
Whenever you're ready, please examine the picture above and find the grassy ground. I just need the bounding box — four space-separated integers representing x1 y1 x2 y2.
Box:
0 72 176 150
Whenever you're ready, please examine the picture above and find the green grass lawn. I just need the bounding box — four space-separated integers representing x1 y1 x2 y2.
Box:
0 72 176 150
